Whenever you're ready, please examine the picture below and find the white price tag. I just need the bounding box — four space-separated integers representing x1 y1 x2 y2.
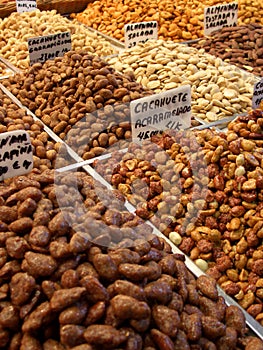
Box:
131 86 192 144
0 130 33 181
252 78 263 109
124 21 158 49
16 0 37 13
28 32 72 65
204 2 238 36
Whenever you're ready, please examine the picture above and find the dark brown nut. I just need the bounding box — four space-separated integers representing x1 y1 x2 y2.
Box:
49 239 70 259
197 239 213 253
42 339 66 349
144 280 173 304
216 255 233 272
8 217 33 234
119 261 161 282
247 304 263 318
159 255 177 275
28 225 51 247
109 248 141 265
243 337 263 350
213 175 225 191
133 240 152 256
130 317 150 332
111 295 150 321
198 337 217 350
201 316 226 339
177 275 188 302
107 280 146 301
14 176 40 190
9 332 22 350
18 198 37 217
41 280 61 301
60 270 79 290
187 283 199 306
196 275 218 301
104 304 121 328
22 301 52 333
0 248 7 269
150 328 175 350
84 301 106 326
15 187 42 202
252 259 263 276
76 262 99 279
48 212 70 236
10 272 36 306
59 301 88 325
5 237 30 259
216 326 238 350
53 258 80 280
140 248 164 263
179 237 195 255
152 305 180 337
157 274 177 290
173 329 190 350
69 232 91 254
225 305 246 336
181 312 202 342
19 289 41 320
168 292 184 313
20 333 41 350
124 329 143 350
80 275 109 303
216 296 228 322
93 253 119 281
22 251 57 277
0 261 21 279
104 209 122 226
199 296 222 321
84 325 127 348
50 287 86 312
183 305 203 317
0 304 19 330
0 221 8 232
69 345 94 350
60 324 85 348
33 211 50 227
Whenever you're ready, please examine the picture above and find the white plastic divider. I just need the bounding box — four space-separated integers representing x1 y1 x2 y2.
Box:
0 55 22 75
1 82 263 340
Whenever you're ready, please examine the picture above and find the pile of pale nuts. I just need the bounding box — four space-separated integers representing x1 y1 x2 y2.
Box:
0 10 116 70
107 40 256 122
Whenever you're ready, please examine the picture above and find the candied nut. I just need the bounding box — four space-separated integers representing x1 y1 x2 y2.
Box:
84 325 127 347
50 287 86 312
111 295 150 320
196 275 218 301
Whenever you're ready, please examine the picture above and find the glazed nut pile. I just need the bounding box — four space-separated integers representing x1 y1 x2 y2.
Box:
94 109 263 323
2 51 152 160
191 24 263 76
0 89 63 171
0 168 262 348
107 40 256 122
0 10 116 70
73 0 263 42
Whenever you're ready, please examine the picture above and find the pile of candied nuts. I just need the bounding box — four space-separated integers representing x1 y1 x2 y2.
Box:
0 168 262 348
94 109 263 323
